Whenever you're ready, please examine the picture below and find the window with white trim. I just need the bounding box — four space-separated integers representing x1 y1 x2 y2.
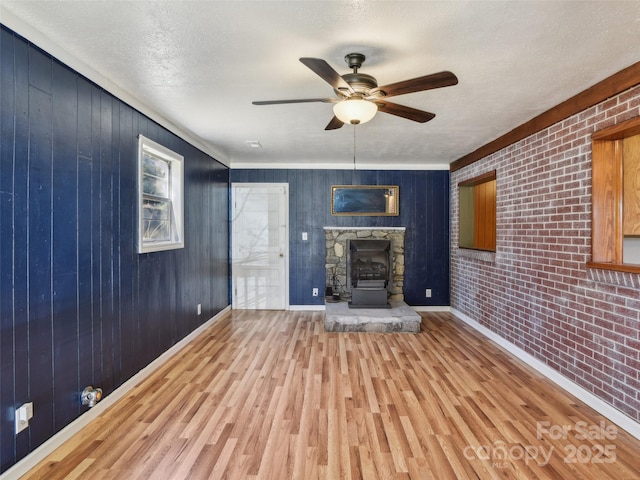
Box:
138 135 184 253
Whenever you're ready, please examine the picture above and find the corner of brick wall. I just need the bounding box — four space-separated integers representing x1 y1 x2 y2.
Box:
450 85 640 422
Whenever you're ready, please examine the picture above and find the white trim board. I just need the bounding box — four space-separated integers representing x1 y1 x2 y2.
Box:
287 305 450 312
1 9 228 167
451 308 640 441
289 305 326 311
413 306 451 312
0 306 232 480
230 162 451 171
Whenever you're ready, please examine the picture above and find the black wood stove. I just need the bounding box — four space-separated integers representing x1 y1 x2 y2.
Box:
347 239 391 308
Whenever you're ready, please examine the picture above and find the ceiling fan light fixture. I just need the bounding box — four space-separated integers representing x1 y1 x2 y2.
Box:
333 98 377 125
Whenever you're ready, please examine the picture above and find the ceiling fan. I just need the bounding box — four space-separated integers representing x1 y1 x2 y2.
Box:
252 53 458 130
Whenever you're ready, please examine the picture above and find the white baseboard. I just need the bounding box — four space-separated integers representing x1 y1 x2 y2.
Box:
451 308 640 441
0 306 231 480
7 305 634 478
412 305 451 312
287 305 451 312
288 305 325 311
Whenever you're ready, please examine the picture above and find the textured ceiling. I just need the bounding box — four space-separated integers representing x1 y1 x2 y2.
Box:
2 1 640 169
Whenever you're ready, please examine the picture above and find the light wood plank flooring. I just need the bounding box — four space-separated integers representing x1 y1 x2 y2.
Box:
21 310 640 479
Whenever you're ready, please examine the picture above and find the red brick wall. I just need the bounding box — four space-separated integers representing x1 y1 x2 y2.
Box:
450 84 640 422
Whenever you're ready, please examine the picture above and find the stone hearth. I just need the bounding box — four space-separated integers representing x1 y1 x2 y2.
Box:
324 300 421 333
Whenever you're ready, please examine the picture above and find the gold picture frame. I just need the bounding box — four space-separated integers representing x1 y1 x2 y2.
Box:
331 185 399 216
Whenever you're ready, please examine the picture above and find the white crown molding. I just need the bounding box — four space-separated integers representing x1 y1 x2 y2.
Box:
230 161 450 171
0 9 230 168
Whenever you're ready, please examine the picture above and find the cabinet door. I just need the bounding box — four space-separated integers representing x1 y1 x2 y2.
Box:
624 134 640 235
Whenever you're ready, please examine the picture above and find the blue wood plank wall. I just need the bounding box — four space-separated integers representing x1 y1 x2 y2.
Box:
231 169 450 307
0 26 230 472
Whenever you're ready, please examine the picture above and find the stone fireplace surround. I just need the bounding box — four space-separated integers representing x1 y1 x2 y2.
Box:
324 227 421 333
324 227 406 302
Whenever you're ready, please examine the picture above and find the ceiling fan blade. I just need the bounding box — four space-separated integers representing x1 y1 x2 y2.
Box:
376 101 436 123
252 98 337 105
370 71 458 98
299 58 354 94
325 116 344 130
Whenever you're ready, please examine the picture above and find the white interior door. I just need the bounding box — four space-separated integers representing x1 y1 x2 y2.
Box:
232 183 288 309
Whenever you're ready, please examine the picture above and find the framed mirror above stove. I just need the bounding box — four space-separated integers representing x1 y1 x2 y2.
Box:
331 185 399 216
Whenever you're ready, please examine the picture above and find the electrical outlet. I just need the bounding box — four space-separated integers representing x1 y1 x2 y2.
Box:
426 289 432 298
15 402 33 434
312 288 319 297
197 304 202 315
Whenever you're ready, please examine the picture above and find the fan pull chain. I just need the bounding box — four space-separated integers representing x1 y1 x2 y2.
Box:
353 126 357 170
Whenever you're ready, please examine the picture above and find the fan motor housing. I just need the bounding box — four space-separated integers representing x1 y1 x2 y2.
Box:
336 72 378 97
